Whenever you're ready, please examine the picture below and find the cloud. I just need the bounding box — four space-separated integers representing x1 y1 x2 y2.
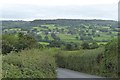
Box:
1 0 119 6
1 2 118 20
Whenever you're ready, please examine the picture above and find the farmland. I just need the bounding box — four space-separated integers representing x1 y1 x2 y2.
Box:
1 19 119 78
2 20 118 45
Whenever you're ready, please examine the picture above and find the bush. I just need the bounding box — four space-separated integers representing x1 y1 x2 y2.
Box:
100 38 119 77
55 48 105 76
65 42 80 51
81 42 89 49
2 34 18 54
81 41 99 49
2 33 38 54
89 42 99 49
56 38 119 78
2 49 57 78
49 40 64 48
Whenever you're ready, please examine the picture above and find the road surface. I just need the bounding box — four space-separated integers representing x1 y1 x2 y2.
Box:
57 68 104 78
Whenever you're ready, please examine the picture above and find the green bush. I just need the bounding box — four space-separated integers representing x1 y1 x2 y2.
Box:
100 38 119 78
81 41 99 49
55 48 105 76
81 42 90 49
2 49 57 78
65 42 80 51
56 38 119 78
2 34 18 54
89 42 99 49
2 33 38 54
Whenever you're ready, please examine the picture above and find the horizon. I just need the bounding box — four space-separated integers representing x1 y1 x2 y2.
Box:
0 0 118 21
1 18 117 21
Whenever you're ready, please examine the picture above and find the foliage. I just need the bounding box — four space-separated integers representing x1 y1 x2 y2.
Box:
89 42 99 49
44 35 49 41
100 38 119 77
49 40 64 47
51 33 60 41
81 42 90 49
55 47 105 76
2 33 38 54
2 19 119 78
64 42 80 51
2 34 18 54
55 38 119 78
49 40 80 51
2 49 57 78
81 41 99 49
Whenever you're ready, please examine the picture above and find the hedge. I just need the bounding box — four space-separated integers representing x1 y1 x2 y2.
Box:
2 49 57 78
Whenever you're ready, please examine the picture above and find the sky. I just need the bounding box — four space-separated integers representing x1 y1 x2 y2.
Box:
0 0 119 21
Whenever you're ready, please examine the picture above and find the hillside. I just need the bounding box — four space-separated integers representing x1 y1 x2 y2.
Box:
2 19 118 28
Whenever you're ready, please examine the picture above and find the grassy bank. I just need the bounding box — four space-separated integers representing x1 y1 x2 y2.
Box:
55 47 105 76
2 49 57 78
55 46 118 78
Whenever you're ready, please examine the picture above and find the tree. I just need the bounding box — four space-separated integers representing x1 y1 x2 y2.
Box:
75 36 79 40
81 42 89 49
49 40 63 47
39 35 42 41
2 40 13 54
89 42 99 49
65 42 79 50
80 36 93 41
44 36 49 41
65 43 74 50
2 34 18 54
51 33 60 40
2 33 38 54
101 38 119 76
44 30 49 35
92 29 96 36
15 33 38 51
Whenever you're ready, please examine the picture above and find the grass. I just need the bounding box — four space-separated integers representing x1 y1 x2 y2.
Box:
40 33 54 40
55 38 119 78
32 24 116 44
97 42 107 45
33 24 67 31
93 32 112 41
55 47 108 77
39 42 49 45
41 24 67 30
57 34 76 40
57 33 81 43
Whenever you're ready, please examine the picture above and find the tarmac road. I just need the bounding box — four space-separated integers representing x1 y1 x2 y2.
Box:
57 68 104 78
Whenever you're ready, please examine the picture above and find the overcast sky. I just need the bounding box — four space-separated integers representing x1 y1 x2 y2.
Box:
0 0 119 21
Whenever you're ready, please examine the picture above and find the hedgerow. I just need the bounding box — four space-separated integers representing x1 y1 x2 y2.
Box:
55 38 119 78
55 48 104 75
2 49 57 78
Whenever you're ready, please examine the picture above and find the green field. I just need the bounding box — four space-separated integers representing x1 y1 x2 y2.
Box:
39 42 49 45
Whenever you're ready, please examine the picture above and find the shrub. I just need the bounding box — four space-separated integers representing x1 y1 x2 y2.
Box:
100 38 119 77
49 40 64 48
2 33 38 54
89 42 99 49
56 38 119 78
2 49 57 78
65 42 79 51
2 34 17 54
55 48 105 76
81 42 89 49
